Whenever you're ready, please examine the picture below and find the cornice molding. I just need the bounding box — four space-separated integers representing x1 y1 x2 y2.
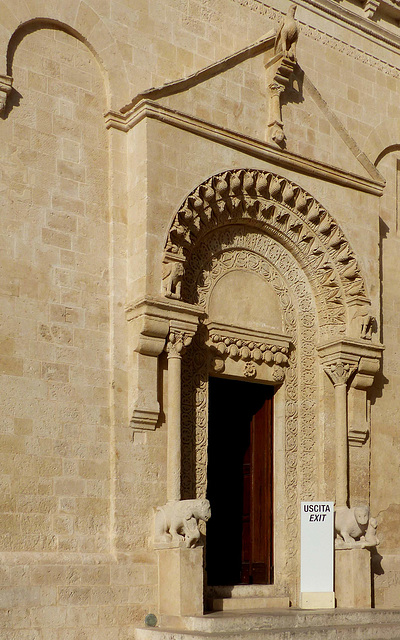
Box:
232 0 400 58
119 31 275 115
298 0 400 52
105 100 384 196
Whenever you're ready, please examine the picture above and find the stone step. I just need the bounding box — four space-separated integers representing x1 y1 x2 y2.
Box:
135 622 400 640
182 609 400 633
135 609 400 640
209 596 290 611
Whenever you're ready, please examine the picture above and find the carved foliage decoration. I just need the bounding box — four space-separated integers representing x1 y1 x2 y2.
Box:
165 169 370 338
181 227 318 585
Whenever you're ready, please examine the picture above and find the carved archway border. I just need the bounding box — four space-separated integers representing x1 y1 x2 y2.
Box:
165 169 371 338
181 227 318 590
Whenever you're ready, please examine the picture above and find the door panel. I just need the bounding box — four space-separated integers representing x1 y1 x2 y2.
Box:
206 377 273 586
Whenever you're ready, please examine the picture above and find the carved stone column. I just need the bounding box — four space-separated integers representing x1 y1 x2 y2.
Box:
323 360 357 507
165 327 193 502
265 55 296 147
267 81 286 147
318 339 383 508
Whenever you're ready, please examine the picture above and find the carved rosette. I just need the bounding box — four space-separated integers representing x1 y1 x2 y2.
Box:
164 169 371 340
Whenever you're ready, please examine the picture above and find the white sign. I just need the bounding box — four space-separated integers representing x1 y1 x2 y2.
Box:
300 501 334 594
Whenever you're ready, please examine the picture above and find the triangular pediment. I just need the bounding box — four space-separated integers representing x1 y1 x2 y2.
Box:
117 31 382 185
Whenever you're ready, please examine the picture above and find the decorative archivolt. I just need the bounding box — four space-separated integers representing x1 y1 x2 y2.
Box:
181 230 318 587
164 169 371 337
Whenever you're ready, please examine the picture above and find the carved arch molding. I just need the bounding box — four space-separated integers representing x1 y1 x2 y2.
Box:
163 169 371 586
165 168 371 336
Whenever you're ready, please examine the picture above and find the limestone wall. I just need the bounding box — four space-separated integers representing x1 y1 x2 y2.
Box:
0 0 400 633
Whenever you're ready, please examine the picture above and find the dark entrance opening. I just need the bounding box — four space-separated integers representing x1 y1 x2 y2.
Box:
206 377 274 586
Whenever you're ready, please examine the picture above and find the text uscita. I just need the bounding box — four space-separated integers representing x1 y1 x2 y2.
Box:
302 504 331 521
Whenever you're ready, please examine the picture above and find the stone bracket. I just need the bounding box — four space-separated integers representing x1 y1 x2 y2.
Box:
0 74 12 114
266 56 296 148
318 338 383 390
126 296 203 431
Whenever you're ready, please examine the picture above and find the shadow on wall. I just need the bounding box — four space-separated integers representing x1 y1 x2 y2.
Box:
1 86 22 119
369 216 390 406
280 64 304 108
371 549 384 608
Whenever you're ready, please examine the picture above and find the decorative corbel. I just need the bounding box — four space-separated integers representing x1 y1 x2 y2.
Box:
126 296 202 431
0 75 13 114
126 298 170 431
265 5 299 147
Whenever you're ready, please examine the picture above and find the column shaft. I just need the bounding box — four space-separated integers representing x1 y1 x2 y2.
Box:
167 353 182 502
335 382 348 507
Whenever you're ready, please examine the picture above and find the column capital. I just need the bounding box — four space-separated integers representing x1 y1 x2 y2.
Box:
323 360 357 387
317 338 384 390
166 328 193 358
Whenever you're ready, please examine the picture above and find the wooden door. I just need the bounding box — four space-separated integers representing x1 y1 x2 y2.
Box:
206 378 274 586
241 396 274 584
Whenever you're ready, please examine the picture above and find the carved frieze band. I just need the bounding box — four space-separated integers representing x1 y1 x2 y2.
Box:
207 329 290 380
164 169 371 339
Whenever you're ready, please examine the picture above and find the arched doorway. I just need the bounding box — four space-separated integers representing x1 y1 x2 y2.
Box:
161 168 373 602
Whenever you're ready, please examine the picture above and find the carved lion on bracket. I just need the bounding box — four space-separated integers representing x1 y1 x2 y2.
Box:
154 498 211 548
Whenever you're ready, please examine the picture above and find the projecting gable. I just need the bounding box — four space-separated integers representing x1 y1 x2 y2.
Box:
116 30 381 185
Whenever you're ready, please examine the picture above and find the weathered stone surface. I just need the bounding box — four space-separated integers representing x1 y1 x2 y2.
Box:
0 0 400 636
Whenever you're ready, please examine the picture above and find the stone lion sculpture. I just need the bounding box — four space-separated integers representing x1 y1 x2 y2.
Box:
335 505 379 549
352 306 374 340
162 261 184 299
154 499 211 548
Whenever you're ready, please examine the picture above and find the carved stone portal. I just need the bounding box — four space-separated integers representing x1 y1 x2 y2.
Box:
154 169 382 604
180 228 318 592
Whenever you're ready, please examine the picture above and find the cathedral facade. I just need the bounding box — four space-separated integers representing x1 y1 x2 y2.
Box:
1 0 400 635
